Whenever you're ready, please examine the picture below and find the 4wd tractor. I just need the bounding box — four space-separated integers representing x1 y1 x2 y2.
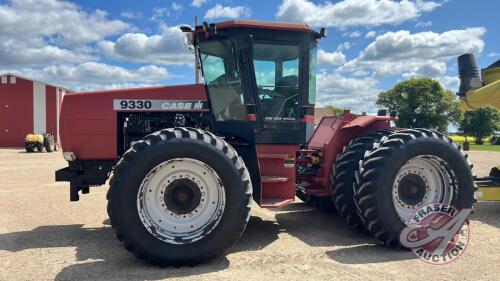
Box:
55 20 474 265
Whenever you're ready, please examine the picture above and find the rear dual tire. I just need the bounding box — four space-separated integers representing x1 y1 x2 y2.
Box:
107 127 252 265
354 129 474 246
331 130 392 231
331 129 474 246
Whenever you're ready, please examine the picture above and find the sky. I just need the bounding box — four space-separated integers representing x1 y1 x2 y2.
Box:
0 0 498 114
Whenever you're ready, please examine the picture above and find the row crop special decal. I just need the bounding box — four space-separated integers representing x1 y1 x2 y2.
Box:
113 100 209 111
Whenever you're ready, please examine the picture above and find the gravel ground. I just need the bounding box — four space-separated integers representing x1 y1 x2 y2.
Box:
0 148 499 281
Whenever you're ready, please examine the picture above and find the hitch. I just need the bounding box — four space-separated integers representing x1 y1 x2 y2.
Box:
55 160 115 201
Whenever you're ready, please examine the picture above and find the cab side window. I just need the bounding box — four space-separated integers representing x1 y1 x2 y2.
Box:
199 40 246 121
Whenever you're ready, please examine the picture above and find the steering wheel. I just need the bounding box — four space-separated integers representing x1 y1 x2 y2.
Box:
276 94 298 118
258 87 287 99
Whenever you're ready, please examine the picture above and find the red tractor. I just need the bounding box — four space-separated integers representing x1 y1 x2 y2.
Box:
55 20 474 265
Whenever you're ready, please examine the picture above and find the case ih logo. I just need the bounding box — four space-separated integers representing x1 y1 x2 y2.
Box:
113 100 208 111
399 203 471 264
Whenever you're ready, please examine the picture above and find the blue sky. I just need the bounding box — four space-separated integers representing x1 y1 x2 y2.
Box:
0 0 498 113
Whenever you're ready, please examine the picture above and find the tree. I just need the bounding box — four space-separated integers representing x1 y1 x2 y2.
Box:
328 105 344 115
376 78 462 132
459 107 500 144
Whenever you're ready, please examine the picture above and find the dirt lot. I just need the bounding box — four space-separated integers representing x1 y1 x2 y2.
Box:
0 148 499 281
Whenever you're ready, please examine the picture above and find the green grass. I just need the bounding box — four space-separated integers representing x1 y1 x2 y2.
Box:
467 144 500 152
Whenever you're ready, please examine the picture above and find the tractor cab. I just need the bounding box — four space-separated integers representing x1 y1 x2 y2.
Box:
187 20 323 145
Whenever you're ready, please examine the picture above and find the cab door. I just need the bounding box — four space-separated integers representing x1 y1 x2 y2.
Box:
248 41 305 144
244 40 306 207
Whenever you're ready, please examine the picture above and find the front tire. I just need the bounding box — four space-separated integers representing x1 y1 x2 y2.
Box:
107 127 252 265
354 129 474 246
25 145 34 153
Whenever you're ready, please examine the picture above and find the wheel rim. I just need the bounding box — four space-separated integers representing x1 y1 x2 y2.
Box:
392 155 456 224
137 158 225 244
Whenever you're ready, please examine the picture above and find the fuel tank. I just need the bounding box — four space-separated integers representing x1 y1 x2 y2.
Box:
60 84 207 160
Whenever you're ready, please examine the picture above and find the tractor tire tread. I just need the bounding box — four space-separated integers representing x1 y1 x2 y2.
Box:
107 127 252 266
354 128 476 247
331 130 392 232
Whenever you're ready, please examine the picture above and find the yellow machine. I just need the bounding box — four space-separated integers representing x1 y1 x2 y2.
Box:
457 54 500 201
24 133 57 153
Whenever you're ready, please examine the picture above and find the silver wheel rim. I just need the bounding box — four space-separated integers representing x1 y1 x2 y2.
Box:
137 158 225 244
392 155 455 224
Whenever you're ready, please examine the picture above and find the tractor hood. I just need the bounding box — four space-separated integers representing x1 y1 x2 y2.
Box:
59 84 207 160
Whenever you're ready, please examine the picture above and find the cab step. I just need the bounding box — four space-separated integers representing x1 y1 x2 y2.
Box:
261 198 294 208
261 176 290 183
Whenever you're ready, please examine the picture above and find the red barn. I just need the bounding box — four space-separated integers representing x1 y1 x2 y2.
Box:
0 74 70 147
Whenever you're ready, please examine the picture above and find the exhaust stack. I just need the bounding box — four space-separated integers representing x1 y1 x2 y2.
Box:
458 53 482 96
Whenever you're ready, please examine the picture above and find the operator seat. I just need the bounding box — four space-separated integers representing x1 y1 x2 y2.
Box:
259 75 298 120
276 75 298 96
276 75 298 118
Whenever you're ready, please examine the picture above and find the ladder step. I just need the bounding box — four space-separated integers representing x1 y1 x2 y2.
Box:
257 153 289 159
261 198 294 208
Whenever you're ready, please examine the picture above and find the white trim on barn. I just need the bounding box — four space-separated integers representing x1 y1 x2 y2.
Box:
33 81 47 134
57 89 63 144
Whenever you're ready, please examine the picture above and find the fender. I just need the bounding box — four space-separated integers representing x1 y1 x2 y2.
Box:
304 110 396 197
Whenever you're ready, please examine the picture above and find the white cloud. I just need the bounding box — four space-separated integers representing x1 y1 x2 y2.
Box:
0 0 128 68
204 4 250 19
0 0 129 47
0 39 93 67
318 49 346 65
316 71 380 114
121 10 143 20
3 63 172 91
437 76 460 91
365 31 377 38
191 0 208 8
488 52 500 57
402 62 447 78
343 31 361 38
415 20 432 28
337 42 352 51
98 25 193 66
343 27 486 77
39 63 169 84
151 4 184 21
171 3 183 12
276 0 441 28
151 7 168 21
